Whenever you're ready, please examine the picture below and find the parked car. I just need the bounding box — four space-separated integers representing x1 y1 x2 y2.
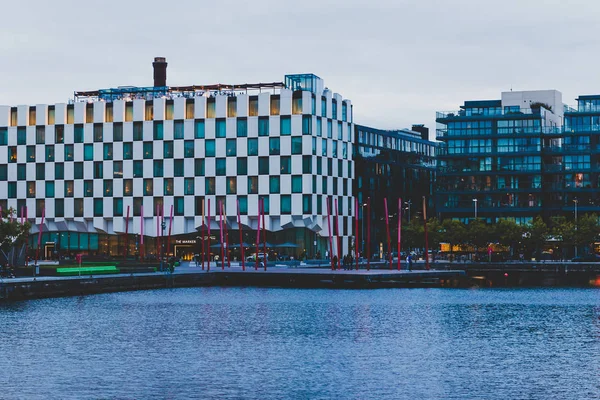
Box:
571 254 600 262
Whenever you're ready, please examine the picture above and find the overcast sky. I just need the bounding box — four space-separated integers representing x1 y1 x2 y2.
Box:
2 0 600 137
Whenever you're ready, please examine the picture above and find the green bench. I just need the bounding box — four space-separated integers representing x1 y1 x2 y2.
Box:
56 266 119 276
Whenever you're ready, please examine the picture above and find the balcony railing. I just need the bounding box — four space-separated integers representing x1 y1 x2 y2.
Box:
436 108 536 119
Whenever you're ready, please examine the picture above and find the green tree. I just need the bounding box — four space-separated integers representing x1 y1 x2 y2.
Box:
425 217 443 251
495 219 524 257
0 208 31 265
441 219 467 255
466 219 492 255
576 213 600 254
550 216 575 259
524 216 548 260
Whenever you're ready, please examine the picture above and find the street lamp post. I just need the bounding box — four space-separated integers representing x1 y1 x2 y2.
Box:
574 198 578 258
472 198 478 220
404 200 412 222
361 203 367 256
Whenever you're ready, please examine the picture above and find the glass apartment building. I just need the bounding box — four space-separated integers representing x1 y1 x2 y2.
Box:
436 90 564 224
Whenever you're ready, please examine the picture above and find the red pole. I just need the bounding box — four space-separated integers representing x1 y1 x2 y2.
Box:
220 201 225 270
125 205 130 259
224 206 231 268
201 200 205 270
355 197 359 270
140 205 144 260
255 199 261 271
335 198 342 270
367 197 371 271
35 208 45 265
167 204 174 260
261 198 267 271
398 198 402 271
24 207 29 267
156 203 160 262
237 199 245 271
207 199 211 272
327 198 334 270
423 196 430 271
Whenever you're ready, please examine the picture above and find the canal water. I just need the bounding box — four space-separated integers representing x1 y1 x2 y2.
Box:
0 288 599 399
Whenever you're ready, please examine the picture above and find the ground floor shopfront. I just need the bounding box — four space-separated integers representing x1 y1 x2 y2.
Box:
27 227 346 262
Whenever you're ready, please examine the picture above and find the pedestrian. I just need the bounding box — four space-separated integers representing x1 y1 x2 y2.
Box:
406 254 412 271
325 250 329 260
332 255 338 268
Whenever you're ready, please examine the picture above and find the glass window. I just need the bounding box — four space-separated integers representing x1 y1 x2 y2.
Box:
327 120 332 138
45 182 55 198
270 96 280 115
54 125 64 144
174 159 184 177
93 161 103 179
205 139 215 157
292 93 302 115
280 156 291 174
45 145 54 162
163 141 173 158
93 124 103 142
216 158 226 176
205 177 215 195
237 158 247 175
144 179 153 195
303 156 312 173
247 138 258 156
55 163 64 180
292 175 302 193
260 196 270 214
184 178 194 195
153 160 163 177
123 142 133 160
74 124 84 143
26 146 36 162
93 198 103 217
302 115 312 135
195 119 205 138
103 143 112 160
303 194 312 214
280 116 291 135
103 180 113 197
237 118 247 137
143 141 153 159
175 197 184 216
164 178 174 195
84 180 93 197
16 164 25 180
36 163 45 180
337 122 343 140
258 117 269 136
249 96 258 116
269 138 280 155
184 140 194 157
74 162 83 179
322 139 327 156
216 119 226 138
259 157 269 174
8 146 17 163
281 195 291 214
113 161 123 178
195 159 205 176
36 126 45 144
227 98 237 118
8 182 16 198
55 199 64 218
134 160 143 178
84 144 93 161
226 139 237 156
17 127 26 145
174 120 184 139
153 121 164 140
292 137 302 155
133 122 143 140
227 177 237 194
123 179 133 196
238 196 248 214
248 176 258 194
113 198 123 217
113 123 123 141
269 176 280 194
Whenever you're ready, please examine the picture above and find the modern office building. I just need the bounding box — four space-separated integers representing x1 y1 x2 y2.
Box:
354 124 437 257
436 90 569 224
0 59 355 260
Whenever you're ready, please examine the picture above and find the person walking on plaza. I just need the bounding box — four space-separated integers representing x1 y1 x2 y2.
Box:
406 254 412 271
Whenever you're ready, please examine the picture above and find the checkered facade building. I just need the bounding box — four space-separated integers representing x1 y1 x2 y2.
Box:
0 74 355 254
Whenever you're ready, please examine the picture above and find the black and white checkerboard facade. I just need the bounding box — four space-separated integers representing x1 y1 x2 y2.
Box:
0 76 355 254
